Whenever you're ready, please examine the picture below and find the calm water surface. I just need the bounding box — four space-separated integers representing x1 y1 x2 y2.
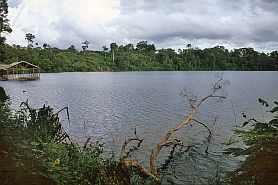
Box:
1 71 277 184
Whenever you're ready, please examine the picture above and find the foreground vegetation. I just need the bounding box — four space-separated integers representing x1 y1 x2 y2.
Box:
0 79 229 185
225 99 278 184
1 43 277 72
1 82 278 184
0 86 155 185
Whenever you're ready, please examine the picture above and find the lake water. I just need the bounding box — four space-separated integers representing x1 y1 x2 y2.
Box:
1 71 277 184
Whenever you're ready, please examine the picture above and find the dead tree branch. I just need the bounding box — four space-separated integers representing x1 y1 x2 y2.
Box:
122 160 160 182
149 78 228 175
120 77 229 183
191 119 212 138
83 137 92 149
120 138 143 162
119 137 160 183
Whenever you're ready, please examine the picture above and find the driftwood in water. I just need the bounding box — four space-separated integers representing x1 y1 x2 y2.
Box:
120 77 229 183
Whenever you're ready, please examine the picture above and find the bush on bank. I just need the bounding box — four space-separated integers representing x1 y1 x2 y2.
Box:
0 87 155 185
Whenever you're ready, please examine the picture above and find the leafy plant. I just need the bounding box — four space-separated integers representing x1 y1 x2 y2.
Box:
1 97 155 185
11 101 69 143
225 99 278 185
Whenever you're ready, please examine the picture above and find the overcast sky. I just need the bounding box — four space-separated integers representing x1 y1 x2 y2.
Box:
5 0 278 52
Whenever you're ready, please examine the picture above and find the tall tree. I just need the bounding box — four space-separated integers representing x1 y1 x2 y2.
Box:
82 41 90 52
136 41 155 52
136 41 148 51
0 0 12 44
126 43 134 52
102 45 108 59
0 0 12 61
110 43 118 62
43 43 50 49
186 43 193 70
25 33 35 48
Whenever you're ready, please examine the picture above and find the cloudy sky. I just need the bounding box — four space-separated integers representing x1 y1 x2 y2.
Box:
5 0 278 52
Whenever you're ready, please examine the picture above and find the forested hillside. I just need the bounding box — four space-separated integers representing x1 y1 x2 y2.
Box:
0 42 277 72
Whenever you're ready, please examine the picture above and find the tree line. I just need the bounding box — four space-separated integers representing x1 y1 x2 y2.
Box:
1 39 277 72
0 0 277 72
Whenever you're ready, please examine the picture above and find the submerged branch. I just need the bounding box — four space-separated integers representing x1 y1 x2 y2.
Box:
120 138 143 162
149 78 228 175
191 119 212 138
121 160 160 183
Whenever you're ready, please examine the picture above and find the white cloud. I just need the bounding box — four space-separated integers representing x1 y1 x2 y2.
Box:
6 0 120 49
5 0 278 52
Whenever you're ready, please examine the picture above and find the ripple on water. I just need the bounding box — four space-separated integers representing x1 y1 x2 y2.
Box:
1 71 277 184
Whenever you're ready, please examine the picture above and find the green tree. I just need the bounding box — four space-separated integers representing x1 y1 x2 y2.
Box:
81 40 89 52
25 33 35 48
136 40 156 52
110 42 118 62
42 43 50 49
102 45 108 59
0 0 12 44
136 41 148 51
125 43 134 52
0 0 12 62
68 44 77 52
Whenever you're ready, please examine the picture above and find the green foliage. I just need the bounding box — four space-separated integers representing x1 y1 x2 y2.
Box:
25 33 36 48
27 139 114 185
0 86 8 102
0 86 156 185
225 99 278 185
0 0 12 44
1 42 277 72
0 0 12 61
136 41 155 52
13 102 69 143
6 102 118 185
0 86 11 136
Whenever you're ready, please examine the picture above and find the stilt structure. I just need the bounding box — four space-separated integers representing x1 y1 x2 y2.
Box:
0 61 40 81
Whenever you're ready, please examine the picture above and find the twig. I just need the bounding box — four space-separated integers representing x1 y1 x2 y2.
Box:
230 100 237 125
83 137 92 149
121 160 160 183
191 119 212 138
120 138 143 162
0 150 8 154
55 107 70 125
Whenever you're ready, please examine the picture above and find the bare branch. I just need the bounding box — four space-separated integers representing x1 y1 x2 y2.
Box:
205 118 218 155
121 160 160 183
83 137 92 149
120 138 143 161
55 107 70 125
150 78 228 175
119 77 228 182
158 144 194 173
210 95 226 99
161 139 193 148
0 150 8 155
191 119 212 138
162 139 183 147
150 109 196 175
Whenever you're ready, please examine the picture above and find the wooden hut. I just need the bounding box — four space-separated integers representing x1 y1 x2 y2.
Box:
0 61 40 81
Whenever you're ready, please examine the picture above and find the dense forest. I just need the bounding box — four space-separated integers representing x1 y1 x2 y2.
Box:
0 0 277 72
0 41 277 72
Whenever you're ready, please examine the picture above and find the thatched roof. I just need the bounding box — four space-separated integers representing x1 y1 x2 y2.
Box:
0 61 39 71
